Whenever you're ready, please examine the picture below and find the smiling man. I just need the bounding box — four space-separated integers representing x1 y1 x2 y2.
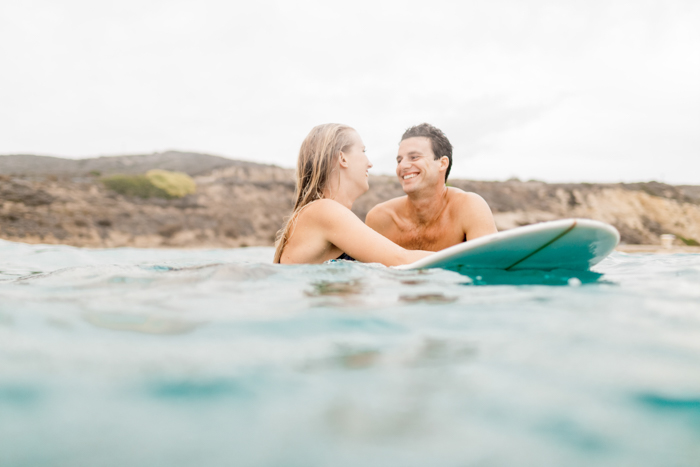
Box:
365 123 497 251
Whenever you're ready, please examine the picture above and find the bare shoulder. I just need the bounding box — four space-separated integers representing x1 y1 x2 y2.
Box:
367 196 406 215
303 198 343 213
366 196 406 227
301 198 353 223
446 187 497 239
446 187 491 211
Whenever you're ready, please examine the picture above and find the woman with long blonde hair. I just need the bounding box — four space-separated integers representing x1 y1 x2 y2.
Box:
274 124 432 266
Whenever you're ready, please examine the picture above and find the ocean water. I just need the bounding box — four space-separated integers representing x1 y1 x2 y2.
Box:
0 239 699 467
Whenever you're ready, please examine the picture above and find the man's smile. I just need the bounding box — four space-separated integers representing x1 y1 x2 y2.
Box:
402 172 419 180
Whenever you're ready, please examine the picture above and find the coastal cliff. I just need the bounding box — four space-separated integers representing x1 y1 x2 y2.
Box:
1 152 699 248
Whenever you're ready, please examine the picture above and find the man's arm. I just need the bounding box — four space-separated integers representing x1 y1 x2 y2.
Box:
459 192 498 240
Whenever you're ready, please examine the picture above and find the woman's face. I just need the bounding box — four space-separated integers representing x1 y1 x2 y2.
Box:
342 131 373 191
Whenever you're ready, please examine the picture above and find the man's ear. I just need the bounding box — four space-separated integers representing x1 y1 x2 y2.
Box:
338 152 349 168
439 156 449 171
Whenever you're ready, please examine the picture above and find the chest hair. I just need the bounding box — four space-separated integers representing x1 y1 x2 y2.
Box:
393 217 464 251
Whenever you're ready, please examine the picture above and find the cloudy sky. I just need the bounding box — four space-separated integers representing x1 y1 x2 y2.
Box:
1 0 698 183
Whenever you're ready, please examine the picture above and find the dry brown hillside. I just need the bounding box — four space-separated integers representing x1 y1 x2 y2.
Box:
1 153 699 248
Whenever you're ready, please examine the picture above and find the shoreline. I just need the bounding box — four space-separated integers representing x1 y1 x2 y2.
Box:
2 154 700 249
615 244 700 254
2 237 699 255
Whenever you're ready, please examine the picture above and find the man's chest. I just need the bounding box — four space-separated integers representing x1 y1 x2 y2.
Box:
388 217 465 251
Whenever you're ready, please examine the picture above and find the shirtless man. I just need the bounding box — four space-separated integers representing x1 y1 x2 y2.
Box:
365 123 497 251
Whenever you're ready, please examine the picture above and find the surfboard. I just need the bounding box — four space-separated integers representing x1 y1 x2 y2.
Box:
396 218 619 272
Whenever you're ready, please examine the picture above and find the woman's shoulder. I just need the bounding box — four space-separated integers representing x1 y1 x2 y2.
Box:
301 198 346 215
296 198 351 224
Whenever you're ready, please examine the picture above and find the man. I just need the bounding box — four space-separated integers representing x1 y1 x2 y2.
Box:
366 123 497 251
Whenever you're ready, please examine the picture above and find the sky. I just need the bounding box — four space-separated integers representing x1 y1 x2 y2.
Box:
1 0 698 184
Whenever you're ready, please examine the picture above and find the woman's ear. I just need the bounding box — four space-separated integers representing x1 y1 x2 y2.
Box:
338 152 349 168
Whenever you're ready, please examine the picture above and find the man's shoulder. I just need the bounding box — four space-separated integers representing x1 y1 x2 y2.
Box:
445 187 497 237
445 187 494 222
446 187 489 208
366 196 406 228
367 196 406 217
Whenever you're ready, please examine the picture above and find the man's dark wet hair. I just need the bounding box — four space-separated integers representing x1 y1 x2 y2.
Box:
400 123 453 182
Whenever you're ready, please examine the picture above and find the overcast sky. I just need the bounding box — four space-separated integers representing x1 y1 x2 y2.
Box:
1 0 698 184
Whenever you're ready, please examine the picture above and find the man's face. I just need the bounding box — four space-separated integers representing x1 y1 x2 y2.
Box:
396 137 447 194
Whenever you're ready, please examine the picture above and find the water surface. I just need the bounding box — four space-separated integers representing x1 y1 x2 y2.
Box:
1 240 699 466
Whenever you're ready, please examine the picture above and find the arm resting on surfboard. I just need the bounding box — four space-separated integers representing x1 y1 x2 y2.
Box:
301 199 432 266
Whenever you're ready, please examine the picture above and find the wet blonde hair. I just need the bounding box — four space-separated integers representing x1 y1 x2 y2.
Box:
273 123 356 263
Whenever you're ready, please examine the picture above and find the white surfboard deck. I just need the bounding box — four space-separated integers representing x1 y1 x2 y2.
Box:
395 218 620 272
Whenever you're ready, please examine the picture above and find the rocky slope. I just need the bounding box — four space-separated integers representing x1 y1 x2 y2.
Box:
1 153 699 248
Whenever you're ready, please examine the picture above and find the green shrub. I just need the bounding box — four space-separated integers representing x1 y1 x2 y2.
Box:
101 174 167 198
101 170 196 199
676 235 700 246
146 170 196 198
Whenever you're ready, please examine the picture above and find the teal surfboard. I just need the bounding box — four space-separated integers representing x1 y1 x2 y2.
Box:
397 218 619 272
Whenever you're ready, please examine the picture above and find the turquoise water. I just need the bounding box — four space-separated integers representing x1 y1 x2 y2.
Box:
1 239 699 467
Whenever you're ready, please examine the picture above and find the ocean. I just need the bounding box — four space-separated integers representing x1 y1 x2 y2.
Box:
0 239 699 466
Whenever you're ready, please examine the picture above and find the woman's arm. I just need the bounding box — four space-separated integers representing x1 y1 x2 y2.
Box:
309 200 432 266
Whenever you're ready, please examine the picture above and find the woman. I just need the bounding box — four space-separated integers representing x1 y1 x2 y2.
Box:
274 124 433 266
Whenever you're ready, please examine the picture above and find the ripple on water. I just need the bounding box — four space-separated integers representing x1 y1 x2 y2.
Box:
0 242 699 466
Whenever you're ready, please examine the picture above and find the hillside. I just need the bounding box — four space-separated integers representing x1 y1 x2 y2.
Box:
0 151 256 177
1 153 699 248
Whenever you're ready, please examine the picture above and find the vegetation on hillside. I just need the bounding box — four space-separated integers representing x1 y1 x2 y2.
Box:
2 154 699 248
101 170 196 199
